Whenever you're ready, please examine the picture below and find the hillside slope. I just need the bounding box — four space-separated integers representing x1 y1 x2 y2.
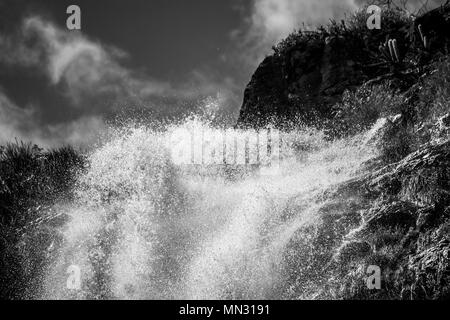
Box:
237 4 450 129
236 3 450 299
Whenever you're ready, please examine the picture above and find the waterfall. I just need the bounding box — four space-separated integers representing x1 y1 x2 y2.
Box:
40 118 383 300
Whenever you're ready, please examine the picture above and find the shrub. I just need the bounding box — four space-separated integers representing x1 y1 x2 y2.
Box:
0 142 85 299
272 5 413 66
331 83 404 136
414 57 450 123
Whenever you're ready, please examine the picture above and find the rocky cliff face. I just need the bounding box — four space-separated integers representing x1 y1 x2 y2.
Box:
236 3 450 300
333 139 450 299
280 129 450 300
239 34 369 128
237 4 450 129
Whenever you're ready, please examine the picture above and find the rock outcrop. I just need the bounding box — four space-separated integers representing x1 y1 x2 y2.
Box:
335 140 450 300
237 4 450 129
238 33 367 128
281 137 449 300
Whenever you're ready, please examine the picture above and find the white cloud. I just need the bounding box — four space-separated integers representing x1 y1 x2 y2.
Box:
0 15 241 146
250 0 357 43
1 15 240 111
234 0 446 68
17 17 176 108
232 0 358 67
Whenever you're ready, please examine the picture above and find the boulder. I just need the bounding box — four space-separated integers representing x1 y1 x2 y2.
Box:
237 34 366 128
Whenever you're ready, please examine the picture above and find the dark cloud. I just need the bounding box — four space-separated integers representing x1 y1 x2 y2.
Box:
0 14 241 146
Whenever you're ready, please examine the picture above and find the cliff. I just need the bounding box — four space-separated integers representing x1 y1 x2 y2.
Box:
237 4 450 129
237 3 450 300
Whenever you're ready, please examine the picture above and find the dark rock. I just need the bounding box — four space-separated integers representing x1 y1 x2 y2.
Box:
414 4 450 56
237 56 288 128
334 240 372 265
364 201 418 230
306 138 450 299
440 113 450 127
367 140 450 206
237 34 367 128
437 113 450 138
320 36 365 97
408 237 450 299
237 4 450 129
416 205 444 231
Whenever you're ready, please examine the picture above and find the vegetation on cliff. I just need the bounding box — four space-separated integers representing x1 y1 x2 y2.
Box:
238 3 450 130
236 2 450 300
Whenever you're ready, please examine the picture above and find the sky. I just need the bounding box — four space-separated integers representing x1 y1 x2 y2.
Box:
0 0 444 147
